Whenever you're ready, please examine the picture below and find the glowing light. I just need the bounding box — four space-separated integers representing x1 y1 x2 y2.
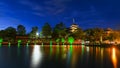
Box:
68 36 74 46
26 43 29 46
100 48 103 63
31 45 42 68
18 40 21 47
61 38 65 45
82 45 84 54
56 38 60 45
112 48 117 68
81 40 85 45
62 46 66 59
67 46 73 67
50 46 52 57
86 47 89 52
0 38 3 42
8 42 11 47
0 38 3 47
50 40 52 46
36 32 39 36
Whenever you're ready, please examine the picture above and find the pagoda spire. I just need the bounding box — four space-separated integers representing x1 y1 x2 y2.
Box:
73 18 75 23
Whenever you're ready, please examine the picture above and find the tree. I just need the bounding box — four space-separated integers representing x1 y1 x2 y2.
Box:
29 26 38 38
61 38 65 45
107 31 120 41
52 22 67 39
17 25 26 35
84 28 104 42
42 23 52 38
5 27 17 42
0 30 6 39
71 27 84 40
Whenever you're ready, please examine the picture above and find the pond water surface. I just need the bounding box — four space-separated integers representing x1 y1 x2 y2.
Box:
0 45 120 68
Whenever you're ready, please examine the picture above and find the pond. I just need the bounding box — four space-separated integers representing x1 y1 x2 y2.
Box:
0 45 119 68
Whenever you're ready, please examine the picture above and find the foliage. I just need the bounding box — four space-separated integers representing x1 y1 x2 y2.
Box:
29 26 38 38
71 27 84 40
0 38 3 43
84 28 104 42
0 30 6 39
5 27 16 42
107 31 120 41
27 40 30 43
56 38 60 43
17 25 26 35
52 22 67 39
61 38 65 43
1 23 120 44
42 23 52 38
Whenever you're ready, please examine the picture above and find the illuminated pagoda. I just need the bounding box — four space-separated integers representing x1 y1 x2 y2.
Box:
105 28 113 35
70 18 79 32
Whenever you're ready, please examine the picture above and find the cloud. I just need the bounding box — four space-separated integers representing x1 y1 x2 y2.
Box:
32 12 45 17
19 0 43 11
19 0 71 16
19 0 46 17
54 8 65 15
43 0 71 15
64 10 99 21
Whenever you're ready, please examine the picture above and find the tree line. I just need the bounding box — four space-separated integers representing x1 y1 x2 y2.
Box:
0 22 120 44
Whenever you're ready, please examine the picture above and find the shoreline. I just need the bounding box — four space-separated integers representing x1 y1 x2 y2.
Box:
0 42 119 47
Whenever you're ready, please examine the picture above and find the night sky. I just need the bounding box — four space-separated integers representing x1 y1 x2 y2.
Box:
0 0 120 32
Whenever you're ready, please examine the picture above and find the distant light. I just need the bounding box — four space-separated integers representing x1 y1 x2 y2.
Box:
36 32 39 36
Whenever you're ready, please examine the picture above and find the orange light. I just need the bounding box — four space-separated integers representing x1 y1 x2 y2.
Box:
112 48 117 68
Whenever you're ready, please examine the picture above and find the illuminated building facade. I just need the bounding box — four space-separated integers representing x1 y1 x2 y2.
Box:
70 18 79 33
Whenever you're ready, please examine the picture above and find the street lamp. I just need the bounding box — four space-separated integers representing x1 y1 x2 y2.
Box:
36 32 39 38
36 32 39 36
35 32 39 45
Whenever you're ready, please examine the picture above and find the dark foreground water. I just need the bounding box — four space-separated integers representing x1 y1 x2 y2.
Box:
0 45 120 68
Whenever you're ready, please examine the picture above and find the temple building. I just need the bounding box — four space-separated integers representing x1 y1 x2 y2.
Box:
70 18 79 33
105 28 113 36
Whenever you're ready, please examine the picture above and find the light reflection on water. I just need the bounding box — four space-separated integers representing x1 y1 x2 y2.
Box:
0 45 120 68
112 47 117 68
31 45 42 68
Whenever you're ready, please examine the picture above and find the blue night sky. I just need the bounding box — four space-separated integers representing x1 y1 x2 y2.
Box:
0 0 120 32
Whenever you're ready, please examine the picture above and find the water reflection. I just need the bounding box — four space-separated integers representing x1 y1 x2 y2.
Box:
112 48 117 68
31 45 42 68
49 46 53 59
1 45 120 68
86 46 89 52
56 46 59 60
67 46 73 68
86 46 89 63
17 47 20 57
81 45 84 55
62 46 67 60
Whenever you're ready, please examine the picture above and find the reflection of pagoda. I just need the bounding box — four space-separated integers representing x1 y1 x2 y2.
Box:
70 18 79 32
